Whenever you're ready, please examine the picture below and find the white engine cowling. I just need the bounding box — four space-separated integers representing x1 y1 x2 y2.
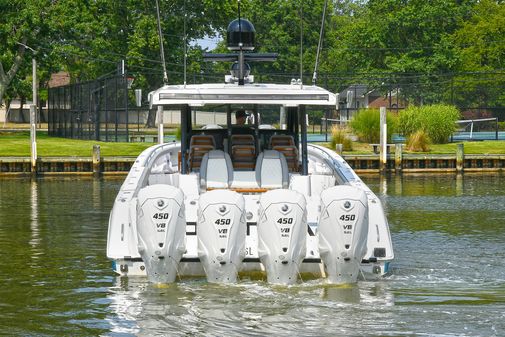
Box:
257 189 307 285
197 190 246 283
137 185 186 284
318 185 369 284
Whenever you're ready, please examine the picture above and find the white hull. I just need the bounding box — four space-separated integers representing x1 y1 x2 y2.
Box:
106 142 394 283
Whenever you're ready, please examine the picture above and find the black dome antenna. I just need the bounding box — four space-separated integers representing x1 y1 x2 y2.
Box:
203 0 277 85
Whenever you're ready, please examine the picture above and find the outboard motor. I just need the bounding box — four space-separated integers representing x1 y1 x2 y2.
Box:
318 185 369 284
197 190 246 283
136 185 186 284
257 189 307 285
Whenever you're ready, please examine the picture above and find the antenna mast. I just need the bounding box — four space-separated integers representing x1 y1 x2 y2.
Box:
312 0 328 86
238 0 245 85
155 0 169 84
299 1 304 88
183 0 187 87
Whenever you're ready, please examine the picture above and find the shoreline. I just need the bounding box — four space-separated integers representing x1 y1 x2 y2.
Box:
1 153 504 176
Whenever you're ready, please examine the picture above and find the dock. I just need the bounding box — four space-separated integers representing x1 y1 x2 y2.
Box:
1 152 504 175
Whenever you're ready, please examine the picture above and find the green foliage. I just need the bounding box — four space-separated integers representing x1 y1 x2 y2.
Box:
0 131 152 157
326 0 467 102
0 0 236 105
1 0 505 113
349 109 397 143
330 126 353 151
398 104 460 144
175 126 182 141
450 0 505 108
406 130 431 152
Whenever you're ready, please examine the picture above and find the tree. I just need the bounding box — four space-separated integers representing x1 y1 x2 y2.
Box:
206 0 333 85
0 1 52 106
451 0 505 108
1 0 237 107
325 0 473 103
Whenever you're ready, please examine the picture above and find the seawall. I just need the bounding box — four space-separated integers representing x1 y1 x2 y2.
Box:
1 154 504 176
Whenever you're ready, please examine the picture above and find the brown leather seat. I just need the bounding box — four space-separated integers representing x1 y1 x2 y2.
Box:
189 135 215 171
231 134 256 170
270 135 299 172
270 135 295 147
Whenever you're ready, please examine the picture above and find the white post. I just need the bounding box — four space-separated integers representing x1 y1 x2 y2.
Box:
379 106 387 172
157 105 164 144
280 106 287 130
32 58 37 111
30 105 37 173
31 57 38 171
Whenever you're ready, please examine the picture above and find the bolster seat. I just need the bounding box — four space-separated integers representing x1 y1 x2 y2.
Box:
255 150 289 189
270 135 299 172
200 150 234 190
231 134 256 171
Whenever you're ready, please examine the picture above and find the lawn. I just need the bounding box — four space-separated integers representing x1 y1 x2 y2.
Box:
425 141 505 155
1 131 504 157
0 131 154 157
326 140 505 155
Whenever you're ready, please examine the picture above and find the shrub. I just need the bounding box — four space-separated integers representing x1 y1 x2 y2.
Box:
398 104 460 144
175 126 181 140
349 108 397 143
330 125 353 151
406 130 431 152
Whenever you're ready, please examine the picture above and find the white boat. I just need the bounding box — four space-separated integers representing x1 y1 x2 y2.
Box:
106 18 393 285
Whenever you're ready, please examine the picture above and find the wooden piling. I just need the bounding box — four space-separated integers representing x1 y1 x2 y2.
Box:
395 143 403 173
92 145 101 174
335 144 343 155
456 143 464 173
379 107 387 174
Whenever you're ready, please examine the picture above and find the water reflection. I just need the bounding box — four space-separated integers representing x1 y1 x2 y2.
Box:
363 174 505 237
92 178 102 209
319 284 361 303
29 179 41 250
105 276 398 336
456 173 464 196
107 277 142 335
0 175 504 336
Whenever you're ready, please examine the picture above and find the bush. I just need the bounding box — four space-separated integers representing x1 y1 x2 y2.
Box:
175 126 181 140
406 130 431 152
349 108 397 143
330 125 353 151
398 104 460 144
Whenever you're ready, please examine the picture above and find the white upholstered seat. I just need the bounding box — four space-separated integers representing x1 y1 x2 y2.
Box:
200 150 234 190
255 150 289 189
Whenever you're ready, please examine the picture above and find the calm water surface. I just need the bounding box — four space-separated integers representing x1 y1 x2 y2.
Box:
0 174 504 336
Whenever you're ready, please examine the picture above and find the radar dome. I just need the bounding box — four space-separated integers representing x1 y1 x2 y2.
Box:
227 19 255 51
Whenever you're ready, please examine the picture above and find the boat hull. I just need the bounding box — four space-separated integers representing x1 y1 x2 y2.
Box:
107 142 394 283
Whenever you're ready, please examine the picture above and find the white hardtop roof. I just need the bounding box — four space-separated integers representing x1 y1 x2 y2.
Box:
149 82 337 108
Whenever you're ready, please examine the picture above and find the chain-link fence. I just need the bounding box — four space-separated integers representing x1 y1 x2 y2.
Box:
48 74 150 142
47 70 505 142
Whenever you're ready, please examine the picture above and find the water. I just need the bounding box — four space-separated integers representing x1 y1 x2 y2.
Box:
0 174 504 336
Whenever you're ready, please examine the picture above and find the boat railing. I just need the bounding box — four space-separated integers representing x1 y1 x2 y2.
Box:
142 141 180 170
307 144 357 184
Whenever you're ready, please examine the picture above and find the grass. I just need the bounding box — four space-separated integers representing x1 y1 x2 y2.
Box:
423 141 505 155
325 140 505 155
0 131 153 157
1 130 504 157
